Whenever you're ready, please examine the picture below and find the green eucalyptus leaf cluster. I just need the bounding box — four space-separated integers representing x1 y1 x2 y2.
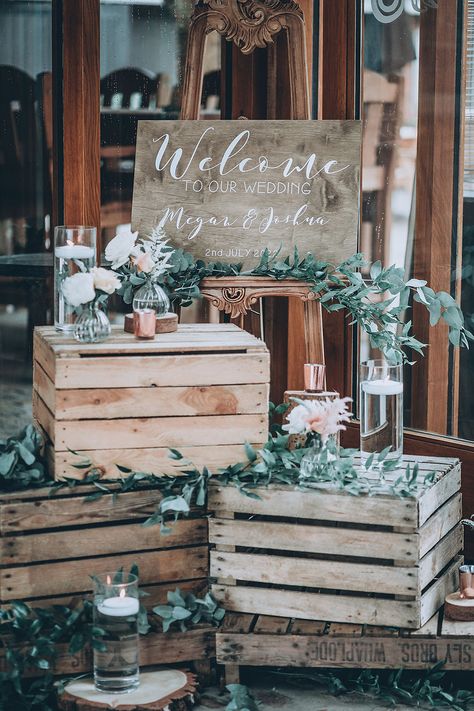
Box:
0 425 47 491
0 600 92 711
153 588 225 633
155 248 470 362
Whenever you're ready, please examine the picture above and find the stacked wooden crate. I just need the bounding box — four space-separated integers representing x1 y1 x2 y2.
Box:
0 482 213 673
209 455 463 678
32 323 269 479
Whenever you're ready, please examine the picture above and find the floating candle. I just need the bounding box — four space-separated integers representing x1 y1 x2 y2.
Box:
97 593 139 617
361 378 403 396
55 244 95 260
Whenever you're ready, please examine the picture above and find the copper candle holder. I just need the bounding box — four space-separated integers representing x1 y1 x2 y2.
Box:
133 309 156 339
304 363 326 392
459 565 474 599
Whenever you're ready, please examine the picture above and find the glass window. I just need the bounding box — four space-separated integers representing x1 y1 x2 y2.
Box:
0 0 52 435
100 0 221 242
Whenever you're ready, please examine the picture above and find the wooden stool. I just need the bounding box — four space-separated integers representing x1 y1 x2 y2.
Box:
57 670 197 710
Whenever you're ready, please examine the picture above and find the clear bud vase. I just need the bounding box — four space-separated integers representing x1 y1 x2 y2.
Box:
74 303 111 343
93 571 140 693
132 281 170 316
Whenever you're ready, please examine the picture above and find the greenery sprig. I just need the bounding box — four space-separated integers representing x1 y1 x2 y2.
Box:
153 588 225 633
159 248 471 362
0 425 47 491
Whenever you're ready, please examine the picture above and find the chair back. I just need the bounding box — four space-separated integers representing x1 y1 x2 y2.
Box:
100 67 157 109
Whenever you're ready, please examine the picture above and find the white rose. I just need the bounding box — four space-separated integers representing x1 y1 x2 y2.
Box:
91 267 121 294
62 272 95 307
105 228 138 269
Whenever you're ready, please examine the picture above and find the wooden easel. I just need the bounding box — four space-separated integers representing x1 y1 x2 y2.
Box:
180 0 325 379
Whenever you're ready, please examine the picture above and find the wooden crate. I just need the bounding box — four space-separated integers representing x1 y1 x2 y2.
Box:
216 606 474 679
209 455 462 630
0 482 208 606
32 323 269 479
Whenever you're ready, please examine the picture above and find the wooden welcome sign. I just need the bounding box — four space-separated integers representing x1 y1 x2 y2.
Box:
132 120 361 269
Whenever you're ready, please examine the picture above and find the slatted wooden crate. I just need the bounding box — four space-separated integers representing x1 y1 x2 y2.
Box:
32 323 269 479
0 482 208 607
209 456 462 631
216 607 474 679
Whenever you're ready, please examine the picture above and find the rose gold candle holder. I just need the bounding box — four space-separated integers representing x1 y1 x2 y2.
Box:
133 309 156 339
304 363 326 392
460 565 474 599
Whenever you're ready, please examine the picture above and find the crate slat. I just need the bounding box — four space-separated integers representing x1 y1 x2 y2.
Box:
0 518 207 564
209 517 419 563
34 394 266 450
1 546 208 600
49 444 257 481
210 550 419 596
35 364 268 420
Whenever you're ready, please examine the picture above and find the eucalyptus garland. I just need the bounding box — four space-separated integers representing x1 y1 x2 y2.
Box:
154 248 472 363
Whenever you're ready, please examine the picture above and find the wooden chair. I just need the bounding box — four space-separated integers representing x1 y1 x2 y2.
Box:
100 68 158 230
361 69 403 268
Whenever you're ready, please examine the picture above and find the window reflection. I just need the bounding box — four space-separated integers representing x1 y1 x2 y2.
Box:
100 0 221 243
0 0 52 435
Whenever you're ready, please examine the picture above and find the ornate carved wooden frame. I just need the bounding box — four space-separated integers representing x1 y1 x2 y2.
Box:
180 0 310 121
200 276 324 363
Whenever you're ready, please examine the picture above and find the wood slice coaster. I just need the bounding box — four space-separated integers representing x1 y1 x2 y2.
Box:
124 313 178 334
57 670 197 710
445 592 474 621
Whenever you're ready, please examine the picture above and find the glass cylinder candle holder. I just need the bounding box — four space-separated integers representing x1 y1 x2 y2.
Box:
359 359 403 461
93 571 140 694
54 226 96 331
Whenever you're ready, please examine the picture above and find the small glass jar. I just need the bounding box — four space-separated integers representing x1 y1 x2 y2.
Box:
74 303 111 343
93 571 140 693
132 281 169 316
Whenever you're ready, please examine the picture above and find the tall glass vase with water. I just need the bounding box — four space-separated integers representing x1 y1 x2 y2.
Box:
359 359 403 461
54 226 96 331
93 571 140 694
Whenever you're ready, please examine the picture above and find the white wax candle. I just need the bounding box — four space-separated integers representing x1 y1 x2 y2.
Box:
97 596 139 617
55 245 95 259
361 379 403 396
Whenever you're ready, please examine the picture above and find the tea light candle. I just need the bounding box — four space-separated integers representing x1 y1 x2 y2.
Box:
133 309 156 339
361 378 403 396
97 595 139 617
55 244 95 260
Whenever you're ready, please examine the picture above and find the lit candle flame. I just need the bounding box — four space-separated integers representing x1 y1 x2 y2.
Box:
66 239 74 247
120 588 126 599
106 575 111 585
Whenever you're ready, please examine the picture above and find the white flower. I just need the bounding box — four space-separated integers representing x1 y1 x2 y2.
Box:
105 228 138 269
62 272 95 307
91 267 121 294
283 397 353 442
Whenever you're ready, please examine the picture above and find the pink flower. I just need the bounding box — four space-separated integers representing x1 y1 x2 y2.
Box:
134 251 155 274
283 396 353 443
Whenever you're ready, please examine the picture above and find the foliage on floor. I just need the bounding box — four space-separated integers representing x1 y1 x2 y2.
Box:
268 666 474 710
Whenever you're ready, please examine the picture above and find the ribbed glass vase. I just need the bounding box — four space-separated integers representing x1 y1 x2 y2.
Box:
74 304 111 343
132 281 170 316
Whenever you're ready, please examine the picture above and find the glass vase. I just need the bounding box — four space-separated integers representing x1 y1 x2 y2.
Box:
54 226 96 331
74 304 111 343
299 436 323 479
93 571 140 694
359 359 403 461
132 281 170 316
